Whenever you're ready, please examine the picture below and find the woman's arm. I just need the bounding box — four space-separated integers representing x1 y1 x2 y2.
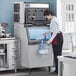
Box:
47 21 59 44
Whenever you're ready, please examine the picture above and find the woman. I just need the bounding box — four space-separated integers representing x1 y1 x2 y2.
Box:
44 9 63 73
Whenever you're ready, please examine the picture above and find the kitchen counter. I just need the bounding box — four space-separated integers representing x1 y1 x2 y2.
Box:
58 56 76 76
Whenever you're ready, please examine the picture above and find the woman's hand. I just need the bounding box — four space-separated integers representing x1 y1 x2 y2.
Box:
43 32 47 36
46 40 51 44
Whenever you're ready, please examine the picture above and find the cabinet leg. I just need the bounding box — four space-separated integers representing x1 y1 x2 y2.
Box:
48 66 51 72
28 69 32 76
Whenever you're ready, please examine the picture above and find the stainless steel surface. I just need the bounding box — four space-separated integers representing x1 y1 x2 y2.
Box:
14 23 53 68
0 39 17 71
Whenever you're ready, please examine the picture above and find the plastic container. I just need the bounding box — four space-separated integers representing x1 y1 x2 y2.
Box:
38 39 49 54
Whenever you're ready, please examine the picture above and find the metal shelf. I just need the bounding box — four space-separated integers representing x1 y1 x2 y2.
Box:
0 53 5 55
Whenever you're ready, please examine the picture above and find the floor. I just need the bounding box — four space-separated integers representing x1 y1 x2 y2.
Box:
0 68 58 76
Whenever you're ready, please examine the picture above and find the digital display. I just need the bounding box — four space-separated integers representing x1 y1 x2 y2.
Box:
27 27 51 40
